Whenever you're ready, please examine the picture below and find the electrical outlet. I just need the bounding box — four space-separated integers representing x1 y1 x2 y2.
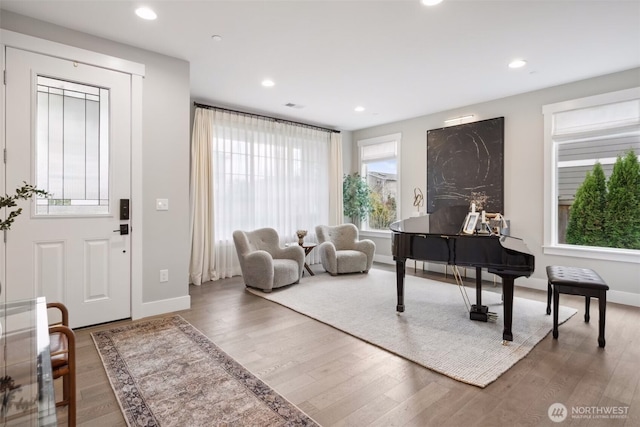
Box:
159 269 169 283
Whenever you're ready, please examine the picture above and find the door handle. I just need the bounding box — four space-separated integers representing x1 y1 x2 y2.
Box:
113 224 129 235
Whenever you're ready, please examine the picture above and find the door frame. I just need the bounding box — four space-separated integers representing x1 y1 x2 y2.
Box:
1 29 145 320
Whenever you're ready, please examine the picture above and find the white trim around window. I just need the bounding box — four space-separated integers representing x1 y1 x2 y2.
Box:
542 87 640 264
357 133 401 236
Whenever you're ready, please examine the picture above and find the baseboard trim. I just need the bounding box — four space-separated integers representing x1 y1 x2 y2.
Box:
603 289 640 307
515 276 640 308
135 295 191 320
373 254 394 265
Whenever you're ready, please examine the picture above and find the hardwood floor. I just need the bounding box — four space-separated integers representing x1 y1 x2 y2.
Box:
61 263 639 426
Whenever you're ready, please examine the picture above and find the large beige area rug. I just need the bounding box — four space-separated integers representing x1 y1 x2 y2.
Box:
247 268 577 388
92 316 318 427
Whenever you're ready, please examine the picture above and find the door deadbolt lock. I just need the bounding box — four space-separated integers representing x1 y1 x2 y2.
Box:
113 224 129 235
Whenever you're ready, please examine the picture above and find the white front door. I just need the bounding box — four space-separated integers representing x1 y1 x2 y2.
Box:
4 47 131 328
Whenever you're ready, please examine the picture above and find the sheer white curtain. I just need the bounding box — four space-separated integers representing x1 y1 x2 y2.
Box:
329 132 344 225
189 107 333 284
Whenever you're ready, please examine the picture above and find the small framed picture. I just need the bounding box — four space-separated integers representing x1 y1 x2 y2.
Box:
462 212 480 234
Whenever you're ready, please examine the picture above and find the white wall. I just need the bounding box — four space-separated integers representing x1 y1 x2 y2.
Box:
352 68 640 306
1 11 191 313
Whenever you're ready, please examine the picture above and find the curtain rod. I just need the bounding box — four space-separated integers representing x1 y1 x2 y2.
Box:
193 102 340 134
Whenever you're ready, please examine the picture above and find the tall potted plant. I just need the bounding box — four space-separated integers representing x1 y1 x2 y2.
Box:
343 172 372 224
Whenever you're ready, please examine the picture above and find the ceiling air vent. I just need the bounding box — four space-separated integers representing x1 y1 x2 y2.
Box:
284 103 305 109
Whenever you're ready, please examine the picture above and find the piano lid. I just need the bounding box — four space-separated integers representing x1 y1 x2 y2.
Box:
389 215 430 233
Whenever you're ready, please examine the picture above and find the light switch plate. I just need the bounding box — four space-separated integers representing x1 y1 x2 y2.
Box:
160 269 169 282
156 198 169 211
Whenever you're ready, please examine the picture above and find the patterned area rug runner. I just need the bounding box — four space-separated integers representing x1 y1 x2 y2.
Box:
92 316 318 427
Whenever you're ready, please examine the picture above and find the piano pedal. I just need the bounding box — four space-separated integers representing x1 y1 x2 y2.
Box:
470 306 499 322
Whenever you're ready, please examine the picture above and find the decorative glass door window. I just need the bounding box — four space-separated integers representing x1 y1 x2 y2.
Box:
36 76 109 215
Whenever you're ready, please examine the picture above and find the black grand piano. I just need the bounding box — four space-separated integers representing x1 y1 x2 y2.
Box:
390 215 535 341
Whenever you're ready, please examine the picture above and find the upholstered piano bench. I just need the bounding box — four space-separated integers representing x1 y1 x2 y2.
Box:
546 265 609 348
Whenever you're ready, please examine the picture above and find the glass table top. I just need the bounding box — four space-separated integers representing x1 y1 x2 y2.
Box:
1 297 57 426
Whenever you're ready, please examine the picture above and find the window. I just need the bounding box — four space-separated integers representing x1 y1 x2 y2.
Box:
358 133 401 232
543 87 640 263
36 75 110 215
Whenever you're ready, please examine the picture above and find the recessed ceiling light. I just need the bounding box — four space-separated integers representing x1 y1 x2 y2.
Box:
354 106 365 112
421 0 443 6
508 59 527 69
261 79 275 87
211 35 223 42
135 7 157 20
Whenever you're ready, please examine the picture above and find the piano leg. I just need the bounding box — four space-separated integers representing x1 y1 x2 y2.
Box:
502 276 515 341
396 258 405 312
469 266 490 322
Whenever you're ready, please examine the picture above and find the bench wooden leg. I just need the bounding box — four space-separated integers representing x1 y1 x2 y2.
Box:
553 286 560 339
598 291 606 348
546 282 552 315
584 296 591 322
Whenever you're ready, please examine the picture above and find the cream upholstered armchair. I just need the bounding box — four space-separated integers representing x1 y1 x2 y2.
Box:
315 224 376 275
233 228 305 292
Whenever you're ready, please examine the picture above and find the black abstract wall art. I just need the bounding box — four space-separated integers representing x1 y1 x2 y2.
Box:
426 117 504 234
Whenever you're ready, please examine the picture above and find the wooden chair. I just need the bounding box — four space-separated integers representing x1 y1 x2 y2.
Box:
47 302 76 426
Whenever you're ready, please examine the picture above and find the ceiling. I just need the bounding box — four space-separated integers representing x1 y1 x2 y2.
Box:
1 0 639 131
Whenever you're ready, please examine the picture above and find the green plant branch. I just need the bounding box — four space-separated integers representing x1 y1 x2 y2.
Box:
0 182 50 231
